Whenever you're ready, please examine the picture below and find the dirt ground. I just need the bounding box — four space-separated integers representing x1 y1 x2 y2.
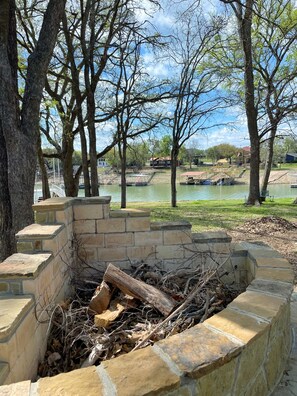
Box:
228 216 297 284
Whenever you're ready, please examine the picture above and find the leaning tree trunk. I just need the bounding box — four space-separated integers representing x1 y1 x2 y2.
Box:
260 128 276 197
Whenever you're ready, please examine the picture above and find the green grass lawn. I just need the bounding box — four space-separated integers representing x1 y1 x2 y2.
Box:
111 198 297 233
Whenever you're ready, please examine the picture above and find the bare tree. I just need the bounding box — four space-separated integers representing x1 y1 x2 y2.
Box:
167 8 225 207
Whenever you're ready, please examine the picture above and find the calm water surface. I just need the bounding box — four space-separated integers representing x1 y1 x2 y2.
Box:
90 183 297 203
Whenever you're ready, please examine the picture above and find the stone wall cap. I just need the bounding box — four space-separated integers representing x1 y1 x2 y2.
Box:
151 221 192 230
110 208 150 218
247 279 293 300
16 224 64 239
193 231 231 243
0 295 34 341
72 196 111 205
0 253 52 278
33 197 73 211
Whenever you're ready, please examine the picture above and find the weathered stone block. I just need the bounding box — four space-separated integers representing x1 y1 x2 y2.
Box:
233 332 269 395
102 346 180 396
110 208 150 218
38 366 103 396
196 356 238 395
255 267 294 283
0 379 31 395
205 307 269 344
157 324 241 379
255 257 292 269
73 204 103 220
247 279 293 300
79 234 104 248
163 230 192 245
156 245 184 260
126 217 151 232
0 296 34 342
229 290 286 322
105 232 134 248
96 218 125 234
97 247 127 262
135 231 163 246
73 220 96 234
126 246 156 261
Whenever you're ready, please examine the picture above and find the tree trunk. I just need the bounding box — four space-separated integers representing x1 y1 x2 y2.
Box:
237 0 260 205
171 145 179 207
37 134 50 200
260 129 276 197
120 139 127 209
0 0 65 260
87 92 99 196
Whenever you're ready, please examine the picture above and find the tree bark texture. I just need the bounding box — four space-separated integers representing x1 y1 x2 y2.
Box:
237 0 261 205
0 0 66 259
103 264 176 316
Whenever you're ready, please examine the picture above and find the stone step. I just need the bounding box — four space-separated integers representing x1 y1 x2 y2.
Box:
0 253 52 296
16 223 64 254
0 295 34 343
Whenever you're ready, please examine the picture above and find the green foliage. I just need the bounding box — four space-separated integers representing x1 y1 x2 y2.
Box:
206 144 238 163
106 141 150 169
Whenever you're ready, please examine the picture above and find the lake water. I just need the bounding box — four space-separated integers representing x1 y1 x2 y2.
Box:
85 183 297 203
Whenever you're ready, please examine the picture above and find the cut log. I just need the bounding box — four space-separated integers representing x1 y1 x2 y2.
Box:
103 263 176 316
94 299 126 328
89 281 111 314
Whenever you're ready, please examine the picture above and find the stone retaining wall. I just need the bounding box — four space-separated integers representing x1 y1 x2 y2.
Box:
0 197 294 395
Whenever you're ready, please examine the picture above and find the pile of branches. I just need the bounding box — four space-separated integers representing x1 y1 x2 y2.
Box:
238 215 297 234
38 258 243 378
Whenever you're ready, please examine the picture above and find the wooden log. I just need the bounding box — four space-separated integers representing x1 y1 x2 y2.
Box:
103 263 176 316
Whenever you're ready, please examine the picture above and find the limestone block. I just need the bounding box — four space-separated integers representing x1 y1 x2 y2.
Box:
233 332 269 395
134 231 163 246
96 218 125 234
156 245 184 260
0 380 31 395
0 334 18 364
110 208 150 218
255 257 292 269
77 234 105 248
126 246 156 261
243 369 268 396
163 230 192 245
73 204 103 220
205 307 269 344
255 267 294 283
102 346 180 396
156 324 241 379
16 224 62 239
247 279 293 300
97 247 127 262
228 290 286 322
105 232 134 248
126 217 151 232
73 220 96 234
0 296 34 342
38 366 103 396
265 330 289 391
196 357 238 395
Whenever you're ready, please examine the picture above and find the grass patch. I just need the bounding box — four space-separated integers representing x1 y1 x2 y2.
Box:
111 198 297 233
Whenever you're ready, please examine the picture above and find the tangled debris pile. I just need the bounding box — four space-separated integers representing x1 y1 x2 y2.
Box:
38 258 243 378
237 215 297 234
